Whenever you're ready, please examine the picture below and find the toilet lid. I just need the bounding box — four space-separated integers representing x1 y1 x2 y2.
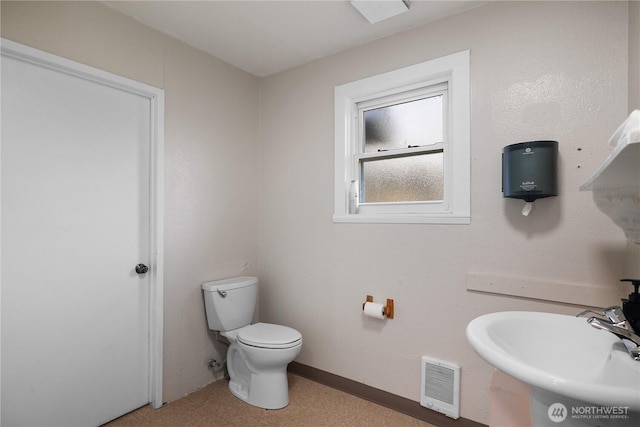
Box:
238 323 302 349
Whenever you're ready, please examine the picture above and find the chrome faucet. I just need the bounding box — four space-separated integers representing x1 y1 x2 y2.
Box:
577 306 640 361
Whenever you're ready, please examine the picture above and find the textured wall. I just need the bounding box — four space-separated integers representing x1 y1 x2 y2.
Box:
1 1 260 403
630 0 640 111
258 1 630 424
1 1 635 424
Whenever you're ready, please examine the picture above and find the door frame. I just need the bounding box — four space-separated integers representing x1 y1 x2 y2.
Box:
0 38 165 409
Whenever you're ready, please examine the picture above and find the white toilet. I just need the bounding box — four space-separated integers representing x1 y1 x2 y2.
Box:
202 276 302 409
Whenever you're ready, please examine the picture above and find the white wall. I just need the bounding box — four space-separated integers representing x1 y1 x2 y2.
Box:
1 1 260 403
258 1 632 424
630 0 640 112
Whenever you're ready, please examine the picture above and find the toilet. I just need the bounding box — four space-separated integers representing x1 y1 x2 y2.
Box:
202 276 302 409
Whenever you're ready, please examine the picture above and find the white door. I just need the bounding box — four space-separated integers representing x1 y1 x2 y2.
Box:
1 41 164 426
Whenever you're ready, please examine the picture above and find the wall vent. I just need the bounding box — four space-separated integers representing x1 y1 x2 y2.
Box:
420 356 460 419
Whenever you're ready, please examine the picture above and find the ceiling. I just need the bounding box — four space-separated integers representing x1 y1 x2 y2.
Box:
103 1 488 77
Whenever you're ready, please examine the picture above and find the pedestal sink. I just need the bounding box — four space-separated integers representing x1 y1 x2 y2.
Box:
467 311 640 426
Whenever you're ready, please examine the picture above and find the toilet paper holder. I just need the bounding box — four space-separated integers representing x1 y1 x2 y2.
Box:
362 295 394 319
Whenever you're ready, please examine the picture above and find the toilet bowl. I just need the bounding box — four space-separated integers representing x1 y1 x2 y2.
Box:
202 277 303 409
223 323 302 409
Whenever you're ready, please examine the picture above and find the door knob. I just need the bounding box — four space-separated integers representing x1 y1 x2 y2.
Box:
135 264 149 275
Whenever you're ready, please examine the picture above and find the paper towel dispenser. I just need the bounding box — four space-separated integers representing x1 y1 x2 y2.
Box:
502 140 558 203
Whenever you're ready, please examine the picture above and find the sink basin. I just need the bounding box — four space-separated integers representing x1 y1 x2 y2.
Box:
466 311 640 411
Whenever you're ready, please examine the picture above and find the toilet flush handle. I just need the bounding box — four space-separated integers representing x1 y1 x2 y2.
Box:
217 289 227 297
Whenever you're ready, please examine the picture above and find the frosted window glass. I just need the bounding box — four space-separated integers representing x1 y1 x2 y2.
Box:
361 151 444 203
364 95 443 153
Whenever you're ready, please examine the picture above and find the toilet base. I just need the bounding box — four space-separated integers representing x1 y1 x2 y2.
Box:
228 370 290 409
222 326 302 410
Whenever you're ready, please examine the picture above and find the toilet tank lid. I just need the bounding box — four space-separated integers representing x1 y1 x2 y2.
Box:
202 276 257 292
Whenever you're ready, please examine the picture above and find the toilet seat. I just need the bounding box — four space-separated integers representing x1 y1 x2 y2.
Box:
238 322 302 349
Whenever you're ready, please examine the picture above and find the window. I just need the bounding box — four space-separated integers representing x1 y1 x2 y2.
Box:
334 50 470 224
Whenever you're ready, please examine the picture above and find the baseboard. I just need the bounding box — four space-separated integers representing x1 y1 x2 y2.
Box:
288 362 487 427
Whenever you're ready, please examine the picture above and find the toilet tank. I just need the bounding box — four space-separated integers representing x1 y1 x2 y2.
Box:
202 276 258 331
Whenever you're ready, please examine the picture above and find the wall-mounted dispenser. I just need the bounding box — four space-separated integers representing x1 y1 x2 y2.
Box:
620 279 640 334
502 140 558 216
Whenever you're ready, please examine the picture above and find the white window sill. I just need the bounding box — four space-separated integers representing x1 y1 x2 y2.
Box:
333 214 471 225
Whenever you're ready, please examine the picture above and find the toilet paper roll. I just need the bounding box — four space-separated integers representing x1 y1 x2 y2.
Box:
363 302 386 319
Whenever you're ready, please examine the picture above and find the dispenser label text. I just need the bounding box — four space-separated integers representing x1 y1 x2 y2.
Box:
520 181 537 191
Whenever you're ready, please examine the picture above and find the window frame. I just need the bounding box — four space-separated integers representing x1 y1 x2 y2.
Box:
333 50 470 224
356 83 448 209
